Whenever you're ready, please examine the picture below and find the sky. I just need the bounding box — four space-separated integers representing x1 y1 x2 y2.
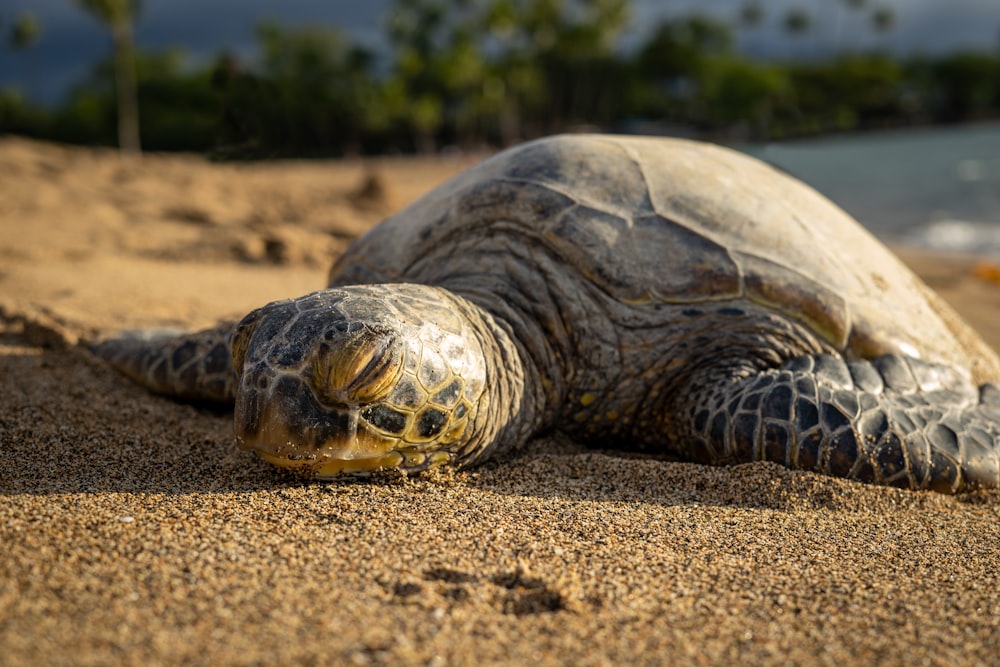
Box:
2 0 999 105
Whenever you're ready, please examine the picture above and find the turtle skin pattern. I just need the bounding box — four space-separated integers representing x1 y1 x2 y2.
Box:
223 284 525 477
93 324 236 403
682 353 1000 493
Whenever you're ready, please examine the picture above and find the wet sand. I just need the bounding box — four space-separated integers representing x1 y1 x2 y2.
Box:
2 137 1000 666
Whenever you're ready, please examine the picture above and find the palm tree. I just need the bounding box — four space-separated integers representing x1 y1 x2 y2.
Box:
783 8 811 37
9 13 40 50
872 7 895 34
737 2 765 54
76 0 142 155
739 1 764 29
782 8 811 59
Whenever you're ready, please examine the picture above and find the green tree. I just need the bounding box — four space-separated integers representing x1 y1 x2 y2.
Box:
733 3 766 69
639 15 732 78
928 53 1000 121
0 13 44 139
635 16 733 123
513 0 630 132
699 57 790 136
782 8 811 60
783 8 811 38
788 56 904 133
872 7 894 34
76 0 142 155
739 1 764 28
49 49 221 150
384 0 482 151
9 12 40 49
252 21 376 154
383 0 630 148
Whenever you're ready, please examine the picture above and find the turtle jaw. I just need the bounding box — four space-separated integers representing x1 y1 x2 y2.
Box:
234 382 453 478
236 425 404 478
250 448 453 478
249 444 409 478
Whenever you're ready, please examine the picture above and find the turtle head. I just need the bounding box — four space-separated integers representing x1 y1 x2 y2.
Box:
230 285 489 478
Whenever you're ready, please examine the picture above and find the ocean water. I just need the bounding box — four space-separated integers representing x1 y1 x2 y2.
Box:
740 123 1000 255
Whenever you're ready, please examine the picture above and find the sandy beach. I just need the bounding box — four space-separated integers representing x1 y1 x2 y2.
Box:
2 136 1000 666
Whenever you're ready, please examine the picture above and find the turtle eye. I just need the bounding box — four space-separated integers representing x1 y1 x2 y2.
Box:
313 327 404 405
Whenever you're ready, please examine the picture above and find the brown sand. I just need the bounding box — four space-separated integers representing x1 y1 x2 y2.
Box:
2 137 1000 666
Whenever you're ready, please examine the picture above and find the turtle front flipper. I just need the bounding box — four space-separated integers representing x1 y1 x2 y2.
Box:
92 323 237 404
678 354 1000 493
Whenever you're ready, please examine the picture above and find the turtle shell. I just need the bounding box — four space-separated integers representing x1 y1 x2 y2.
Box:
330 135 999 383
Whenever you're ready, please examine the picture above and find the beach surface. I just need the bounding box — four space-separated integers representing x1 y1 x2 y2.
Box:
2 137 1000 666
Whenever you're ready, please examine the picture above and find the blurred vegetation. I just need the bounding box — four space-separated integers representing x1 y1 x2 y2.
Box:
75 0 143 154
3 0 1000 156
7 12 40 50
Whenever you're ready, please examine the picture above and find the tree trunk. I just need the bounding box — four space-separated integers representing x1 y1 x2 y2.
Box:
111 19 141 156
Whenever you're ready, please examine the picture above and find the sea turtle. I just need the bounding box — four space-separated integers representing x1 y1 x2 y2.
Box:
95 134 1000 493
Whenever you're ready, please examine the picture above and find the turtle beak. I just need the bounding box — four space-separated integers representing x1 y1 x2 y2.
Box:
233 370 404 477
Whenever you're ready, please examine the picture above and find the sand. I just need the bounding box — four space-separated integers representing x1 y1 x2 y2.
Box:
2 136 1000 666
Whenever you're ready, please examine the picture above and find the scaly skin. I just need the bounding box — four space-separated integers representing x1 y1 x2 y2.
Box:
681 354 1000 493
92 323 236 403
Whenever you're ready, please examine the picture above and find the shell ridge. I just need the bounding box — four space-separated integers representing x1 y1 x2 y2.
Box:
733 250 850 349
613 139 658 220
494 176 630 220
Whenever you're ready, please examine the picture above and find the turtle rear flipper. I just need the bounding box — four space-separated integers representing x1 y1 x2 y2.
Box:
681 354 1000 493
92 323 237 404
